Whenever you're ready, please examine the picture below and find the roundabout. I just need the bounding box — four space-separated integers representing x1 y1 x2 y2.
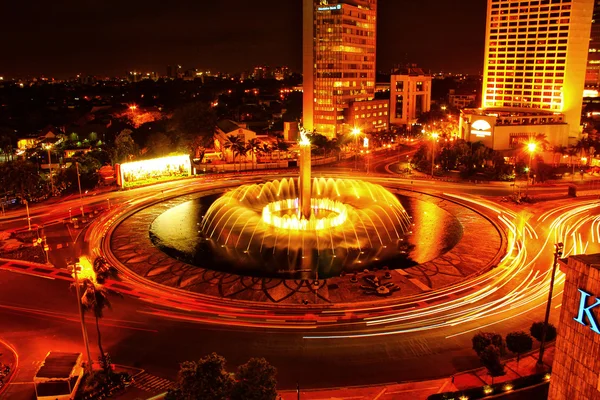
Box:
104 182 505 307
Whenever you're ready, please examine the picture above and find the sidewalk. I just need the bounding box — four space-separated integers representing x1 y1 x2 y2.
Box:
277 346 554 400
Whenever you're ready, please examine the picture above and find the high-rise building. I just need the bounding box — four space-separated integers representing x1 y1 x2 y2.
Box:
303 0 378 137
390 65 432 126
461 0 594 151
585 1 600 89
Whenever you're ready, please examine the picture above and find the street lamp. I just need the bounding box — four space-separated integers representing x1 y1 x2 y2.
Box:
44 144 56 196
537 242 564 367
431 133 439 178
352 127 361 171
68 259 93 372
76 162 85 219
526 142 537 196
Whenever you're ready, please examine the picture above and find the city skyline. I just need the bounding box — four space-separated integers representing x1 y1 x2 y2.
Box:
1 0 487 78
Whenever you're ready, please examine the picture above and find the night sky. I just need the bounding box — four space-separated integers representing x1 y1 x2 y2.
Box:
1 0 486 78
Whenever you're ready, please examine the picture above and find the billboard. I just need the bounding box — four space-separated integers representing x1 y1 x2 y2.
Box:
117 155 192 188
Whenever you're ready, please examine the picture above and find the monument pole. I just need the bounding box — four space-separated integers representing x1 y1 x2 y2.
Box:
298 125 312 220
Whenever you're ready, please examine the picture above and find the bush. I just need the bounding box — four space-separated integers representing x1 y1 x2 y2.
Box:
480 345 505 378
530 322 557 342
231 358 277 400
506 331 533 362
472 332 506 356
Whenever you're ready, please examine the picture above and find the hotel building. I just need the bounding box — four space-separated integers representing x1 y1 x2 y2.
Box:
585 1 600 89
303 0 379 137
460 0 594 151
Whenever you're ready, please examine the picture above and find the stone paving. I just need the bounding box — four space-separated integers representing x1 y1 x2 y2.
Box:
109 189 506 305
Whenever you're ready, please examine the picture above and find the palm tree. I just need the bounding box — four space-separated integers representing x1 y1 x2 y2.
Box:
259 143 272 161
235 141 248 170
80 279 112 373
224 135 244 171
93 256 117 285
275 139 290 162
246 138 261 170
567 145 579 177
552 145 567 167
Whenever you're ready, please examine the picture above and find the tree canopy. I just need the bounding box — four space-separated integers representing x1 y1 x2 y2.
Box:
166 353 235 400
231 358 278 400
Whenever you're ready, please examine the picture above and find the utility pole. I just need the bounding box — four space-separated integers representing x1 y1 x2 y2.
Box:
46 146 55 195
70 260 93 371
24 199 31 231
537 242 564 366
76 162 85 218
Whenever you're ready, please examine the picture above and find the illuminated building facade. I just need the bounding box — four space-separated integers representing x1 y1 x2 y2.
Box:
345 98 389 132
390 65 432 126
303 0 378 137
460 0 594 150
585 1 600 89
481 0 594 142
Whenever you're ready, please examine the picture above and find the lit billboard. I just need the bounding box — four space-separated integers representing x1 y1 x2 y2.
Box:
117 155 192 188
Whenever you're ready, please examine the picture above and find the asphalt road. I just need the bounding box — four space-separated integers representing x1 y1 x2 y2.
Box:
1 159 598 398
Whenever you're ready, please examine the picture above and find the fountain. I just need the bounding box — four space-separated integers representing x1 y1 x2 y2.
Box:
199 126 414 278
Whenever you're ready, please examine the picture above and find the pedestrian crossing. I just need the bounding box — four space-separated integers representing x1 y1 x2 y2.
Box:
132 371 174 393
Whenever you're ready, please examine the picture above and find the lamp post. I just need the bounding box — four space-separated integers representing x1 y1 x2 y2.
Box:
537 242 564 367
431 133 439 178
24 199 31 231
45 144 55 196
526 142 537 196
69 259 93 371
76 162 85 219
352 127 361 171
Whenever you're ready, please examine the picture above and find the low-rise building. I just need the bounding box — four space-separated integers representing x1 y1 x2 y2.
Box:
459 108 568 151
346 99 389 133
448 89 478 109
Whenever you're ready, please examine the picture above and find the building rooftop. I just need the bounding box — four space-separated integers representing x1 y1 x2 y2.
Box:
216 119 241 134
569 254 600 270
35 352 80 380
463 107 563 118
392 65 427 77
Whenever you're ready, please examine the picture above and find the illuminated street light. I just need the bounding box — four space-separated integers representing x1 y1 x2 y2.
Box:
431 133 439 178
526 141 537 196
352 127 361 171
43 143 56 195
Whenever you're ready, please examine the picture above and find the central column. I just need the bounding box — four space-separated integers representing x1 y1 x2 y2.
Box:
299 142 312 220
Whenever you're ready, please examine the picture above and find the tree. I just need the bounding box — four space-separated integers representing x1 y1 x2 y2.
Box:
79 279 112 373
224 135 244 171
55 154 101 193
505 331 533 364
171 102 217 158
146 132 173 157
92 257 118 285
0 160 49 201
480 345 505 383
111 129 138 164
231 358 278 400
530 321 557 342
166 353 234 400
275 139 290 161
258 143 273 162
0 127 16 161
472 332 506 356
247 138 262 170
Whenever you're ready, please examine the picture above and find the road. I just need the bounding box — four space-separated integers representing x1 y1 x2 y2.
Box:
1 159 599 398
